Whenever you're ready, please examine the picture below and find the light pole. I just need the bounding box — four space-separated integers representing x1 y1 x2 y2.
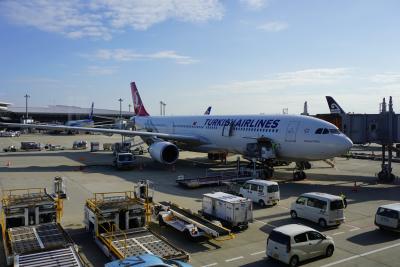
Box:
24 94 30 120
160 101 166 116
118 98 123 119
128 104 132 113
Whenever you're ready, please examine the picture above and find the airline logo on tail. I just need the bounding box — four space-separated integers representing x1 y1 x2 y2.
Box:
326 96 345 114
204 106 212 115
131 82 149 116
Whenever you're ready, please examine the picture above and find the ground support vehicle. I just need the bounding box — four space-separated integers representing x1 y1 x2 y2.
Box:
112 141 131 155
375 203 400 232
106 254 192 267
176 167 261 188
20 141 41 151
113 152 136 170
73 140 88 150
90 141 100 152
290 192 345 227
227 179 280 207
3 145 17 152
156 201 231 239
103 143 113 150
201 192 253 230
1 187 84 266
83 191 189 261
267 224 334 267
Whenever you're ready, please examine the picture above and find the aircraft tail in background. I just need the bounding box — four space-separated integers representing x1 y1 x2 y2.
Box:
326 96 345 114
89 102 94 119
131 82 150 116
204 106 212 115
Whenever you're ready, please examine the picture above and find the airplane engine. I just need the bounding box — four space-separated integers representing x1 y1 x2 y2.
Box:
148 141 179 164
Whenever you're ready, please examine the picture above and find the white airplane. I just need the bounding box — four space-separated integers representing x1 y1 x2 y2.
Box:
1 82 352 180
65 102 95 127
0 101 12 111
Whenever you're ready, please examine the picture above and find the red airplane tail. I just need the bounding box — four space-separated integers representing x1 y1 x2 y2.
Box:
131 82 149 116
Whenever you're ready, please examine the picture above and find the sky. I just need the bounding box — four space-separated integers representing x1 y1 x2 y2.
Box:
1 0 400 115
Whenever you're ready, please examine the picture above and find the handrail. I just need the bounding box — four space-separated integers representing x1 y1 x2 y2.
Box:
91 200 128 259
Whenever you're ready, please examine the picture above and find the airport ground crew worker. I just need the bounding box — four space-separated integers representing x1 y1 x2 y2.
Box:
340 193 347 208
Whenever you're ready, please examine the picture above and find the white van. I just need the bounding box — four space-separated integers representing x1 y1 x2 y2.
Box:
375 203 400 232
290 192 345 227
239 179 280 207
267 224 334 267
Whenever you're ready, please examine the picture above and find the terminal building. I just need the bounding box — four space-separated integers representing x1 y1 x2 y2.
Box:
0 104 133 124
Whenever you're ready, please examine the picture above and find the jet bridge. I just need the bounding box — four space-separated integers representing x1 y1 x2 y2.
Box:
318 96 400 183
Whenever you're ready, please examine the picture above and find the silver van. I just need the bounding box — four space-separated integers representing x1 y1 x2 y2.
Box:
375 203 400 232
290 192 345 227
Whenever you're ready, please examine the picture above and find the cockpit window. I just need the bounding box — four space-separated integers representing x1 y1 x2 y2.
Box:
315 128 323 134
322 128 329 134
329 129 340 134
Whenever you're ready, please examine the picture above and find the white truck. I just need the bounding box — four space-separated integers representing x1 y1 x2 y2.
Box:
201 192 253 230
238 180 280 207
113 152 136 170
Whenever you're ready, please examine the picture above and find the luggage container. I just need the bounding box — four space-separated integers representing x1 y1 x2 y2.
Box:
201 192 253 230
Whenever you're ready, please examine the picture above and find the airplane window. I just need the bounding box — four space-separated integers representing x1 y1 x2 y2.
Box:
329 129 340 134
315 128 322 134
322 128 329 134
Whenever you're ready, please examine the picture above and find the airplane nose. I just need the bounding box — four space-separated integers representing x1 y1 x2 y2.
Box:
341 136 353 152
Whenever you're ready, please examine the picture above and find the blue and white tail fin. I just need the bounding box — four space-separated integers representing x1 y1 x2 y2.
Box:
204 106 212 115
88 102 94 119
326 96 345 114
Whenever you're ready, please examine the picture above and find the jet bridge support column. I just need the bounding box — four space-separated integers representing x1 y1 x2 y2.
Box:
378 97 396 183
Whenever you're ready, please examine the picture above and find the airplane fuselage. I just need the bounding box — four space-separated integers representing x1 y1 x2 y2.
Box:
134 114 352 161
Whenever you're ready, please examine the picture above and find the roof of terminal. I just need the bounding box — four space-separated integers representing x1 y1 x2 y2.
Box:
7 105 133 116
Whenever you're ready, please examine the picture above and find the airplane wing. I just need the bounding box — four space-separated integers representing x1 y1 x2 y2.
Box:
0 122 208 145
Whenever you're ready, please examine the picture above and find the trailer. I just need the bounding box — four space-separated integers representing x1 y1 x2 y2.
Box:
176 167 262 189
201 192 253 230
156 201 231 239
84 191 189 261
1 187 84 266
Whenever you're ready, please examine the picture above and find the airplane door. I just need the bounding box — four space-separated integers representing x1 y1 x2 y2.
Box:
285 121 300 142
222 122 234 137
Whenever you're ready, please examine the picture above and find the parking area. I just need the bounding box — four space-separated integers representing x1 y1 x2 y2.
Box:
1 134 400 267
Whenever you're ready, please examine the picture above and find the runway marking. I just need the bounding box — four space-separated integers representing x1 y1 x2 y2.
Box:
277 205 289 210
250 250 265 256
201 263 218 267
345 224 360 231
320 242 400 267
225 256 244 262
332 232 345 236
254 219 277 228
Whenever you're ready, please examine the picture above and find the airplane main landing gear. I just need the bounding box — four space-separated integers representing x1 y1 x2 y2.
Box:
263 167 274 179
293 162 307 181
293 170 306 180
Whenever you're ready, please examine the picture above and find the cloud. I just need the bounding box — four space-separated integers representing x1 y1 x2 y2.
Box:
209 68 351 94
86 65 118 75
258 21 288 32
0 0 224 40
89 49 198 64
240 0 268 10
369 72 400 84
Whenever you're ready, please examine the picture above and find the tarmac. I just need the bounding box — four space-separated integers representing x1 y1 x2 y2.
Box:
1 133 400 267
